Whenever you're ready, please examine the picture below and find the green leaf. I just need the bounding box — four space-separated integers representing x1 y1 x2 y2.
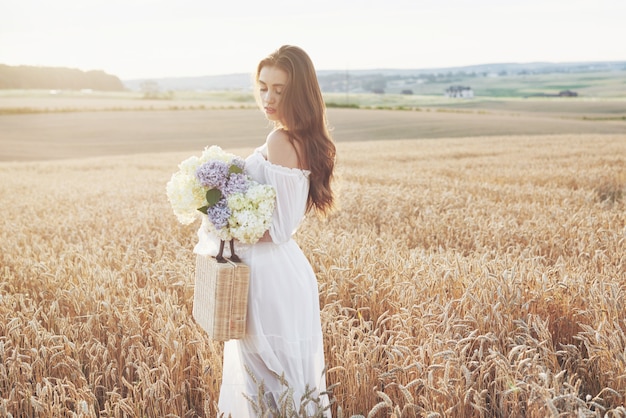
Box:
197 205 208 214
229 164 243 175
205 188 222 206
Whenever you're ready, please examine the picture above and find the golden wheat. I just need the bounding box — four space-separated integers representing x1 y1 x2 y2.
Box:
1 133 624 417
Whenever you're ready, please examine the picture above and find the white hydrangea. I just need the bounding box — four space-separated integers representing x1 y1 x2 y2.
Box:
166 171 206 224
199 145 234 164
227 182 276 244
178 155 201 177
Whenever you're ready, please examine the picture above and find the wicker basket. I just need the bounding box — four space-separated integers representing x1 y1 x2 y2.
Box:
192 255 250 341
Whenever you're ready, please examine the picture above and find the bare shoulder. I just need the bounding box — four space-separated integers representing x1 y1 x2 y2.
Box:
266 129 300 169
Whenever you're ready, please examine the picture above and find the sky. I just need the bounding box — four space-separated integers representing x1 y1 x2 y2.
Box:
1 0 624 80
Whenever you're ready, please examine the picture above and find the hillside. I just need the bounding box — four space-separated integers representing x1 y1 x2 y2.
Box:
122 61 626 98
0 65 125 91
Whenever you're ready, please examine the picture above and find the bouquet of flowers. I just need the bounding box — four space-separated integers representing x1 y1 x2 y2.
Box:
166 146 276 261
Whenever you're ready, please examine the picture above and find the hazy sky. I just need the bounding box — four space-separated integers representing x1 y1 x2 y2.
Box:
1 0 624 80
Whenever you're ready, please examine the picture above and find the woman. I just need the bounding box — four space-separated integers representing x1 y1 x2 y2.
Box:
216 45 335 416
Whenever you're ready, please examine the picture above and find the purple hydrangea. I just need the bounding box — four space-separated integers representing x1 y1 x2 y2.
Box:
206 199 231 230
223 173 249 196
196 160 229 189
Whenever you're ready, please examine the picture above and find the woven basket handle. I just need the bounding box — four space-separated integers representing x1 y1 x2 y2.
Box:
216 239 241 263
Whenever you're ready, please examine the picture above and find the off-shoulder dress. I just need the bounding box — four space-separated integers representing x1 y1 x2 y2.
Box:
195 144 330 416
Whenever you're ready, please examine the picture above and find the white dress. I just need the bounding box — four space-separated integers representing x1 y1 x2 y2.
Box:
194 144 330 417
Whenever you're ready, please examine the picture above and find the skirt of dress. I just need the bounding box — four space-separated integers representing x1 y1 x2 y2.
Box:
217 239 330 417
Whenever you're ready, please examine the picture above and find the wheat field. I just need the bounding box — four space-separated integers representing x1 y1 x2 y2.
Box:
1 133 625 417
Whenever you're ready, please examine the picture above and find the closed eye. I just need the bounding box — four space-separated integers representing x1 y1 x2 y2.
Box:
258 80 284 95
258 87 282 96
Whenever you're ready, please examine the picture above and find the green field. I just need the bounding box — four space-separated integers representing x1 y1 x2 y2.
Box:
379 70 626 98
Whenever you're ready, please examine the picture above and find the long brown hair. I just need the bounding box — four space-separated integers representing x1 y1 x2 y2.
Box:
255 45 336 216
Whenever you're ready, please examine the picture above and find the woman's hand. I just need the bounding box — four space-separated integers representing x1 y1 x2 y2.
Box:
258 230 272 242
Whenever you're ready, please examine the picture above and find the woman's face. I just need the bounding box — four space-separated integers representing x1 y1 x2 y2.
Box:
258 65 288 123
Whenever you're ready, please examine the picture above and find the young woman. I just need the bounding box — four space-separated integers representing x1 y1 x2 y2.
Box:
215 45 335 416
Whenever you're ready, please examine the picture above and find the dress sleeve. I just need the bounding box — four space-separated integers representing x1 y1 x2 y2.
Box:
262 163 310 244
